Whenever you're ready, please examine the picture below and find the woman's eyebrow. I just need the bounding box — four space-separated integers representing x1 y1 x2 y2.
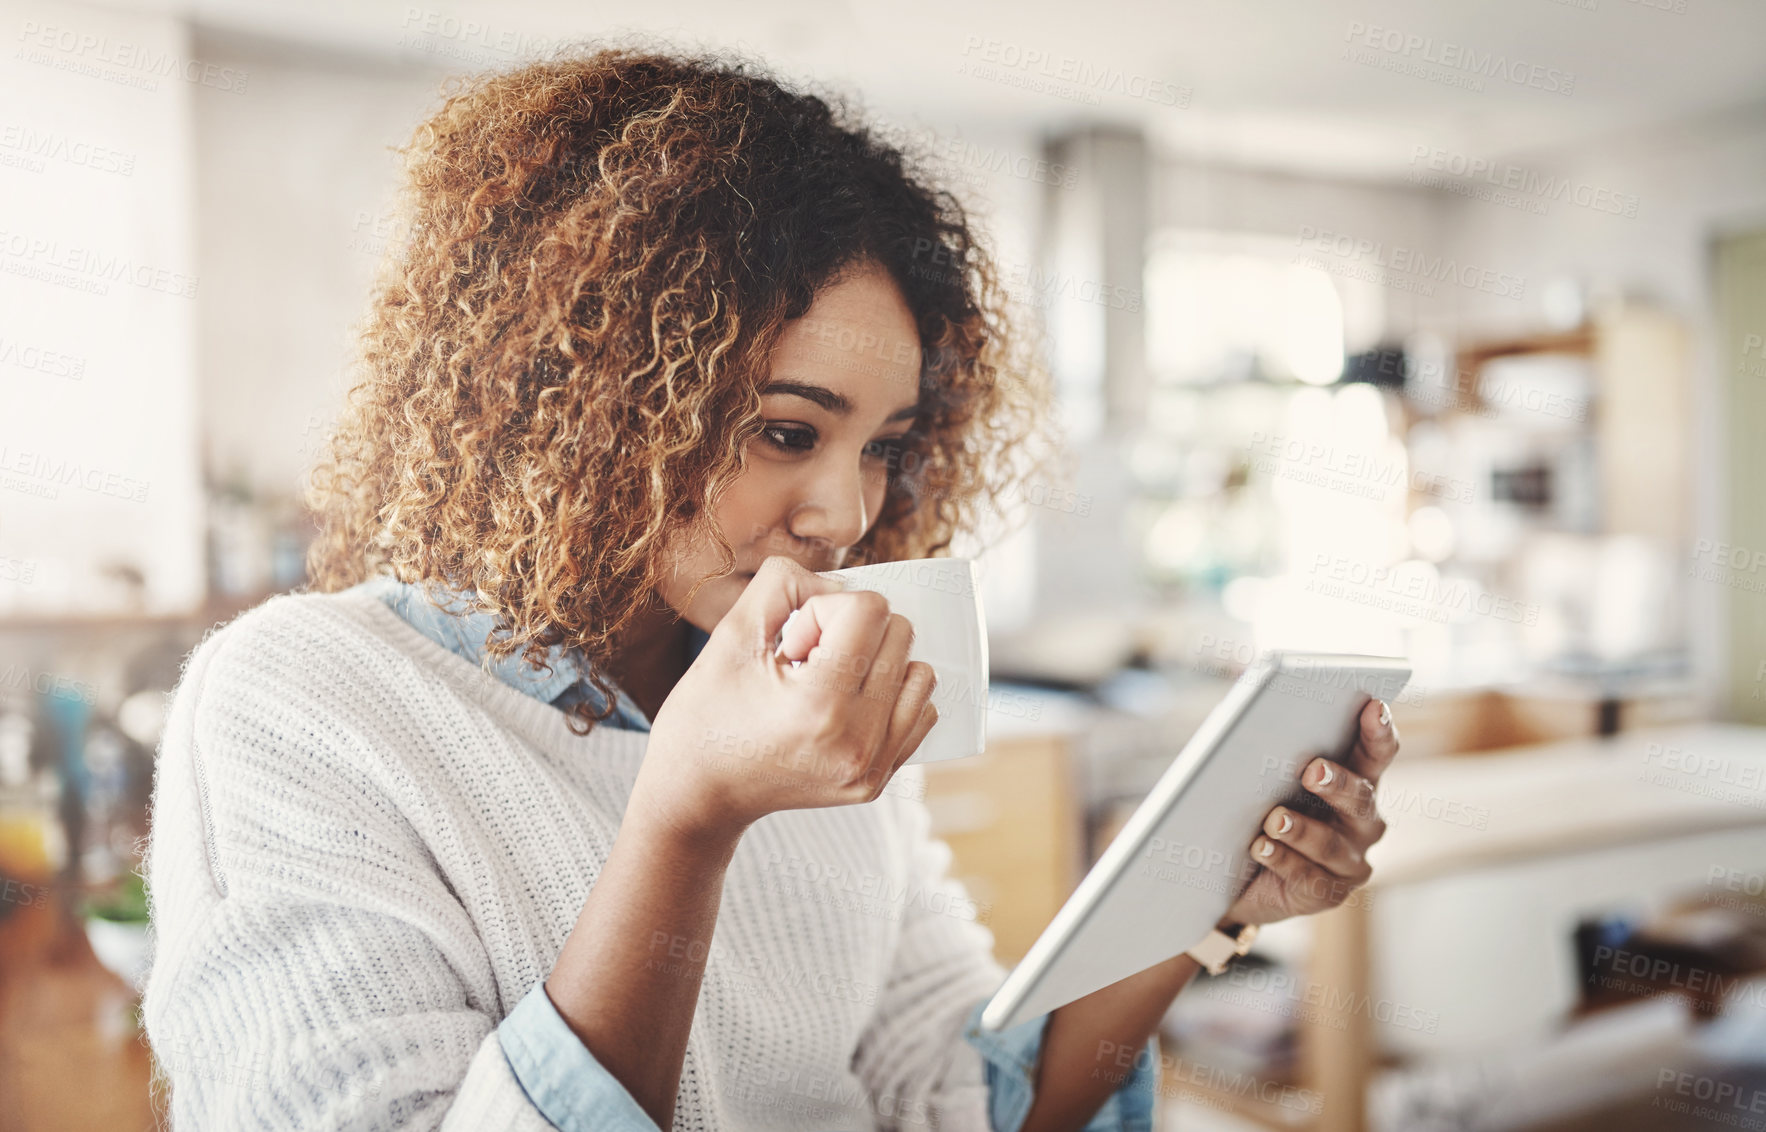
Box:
761 380 918 423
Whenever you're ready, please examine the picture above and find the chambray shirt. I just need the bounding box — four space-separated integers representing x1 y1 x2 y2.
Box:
353 574 1158 1131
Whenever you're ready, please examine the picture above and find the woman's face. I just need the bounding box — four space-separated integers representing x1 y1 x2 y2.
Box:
661 260 923 633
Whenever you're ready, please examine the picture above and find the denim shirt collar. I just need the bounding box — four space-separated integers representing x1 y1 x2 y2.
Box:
351 575 709 722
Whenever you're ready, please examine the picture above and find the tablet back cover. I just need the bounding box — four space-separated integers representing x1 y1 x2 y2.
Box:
982 653 1409 1029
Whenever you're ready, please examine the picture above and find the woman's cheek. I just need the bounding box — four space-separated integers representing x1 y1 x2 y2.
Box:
713 471 786 554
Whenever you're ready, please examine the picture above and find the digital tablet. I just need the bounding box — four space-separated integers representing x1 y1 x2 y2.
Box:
979 651 1411 1031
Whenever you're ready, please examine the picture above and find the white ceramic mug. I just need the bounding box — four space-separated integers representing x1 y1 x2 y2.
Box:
812 557 989 765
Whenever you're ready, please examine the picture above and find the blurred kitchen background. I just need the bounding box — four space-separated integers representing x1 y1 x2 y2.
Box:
2 0 1764 1129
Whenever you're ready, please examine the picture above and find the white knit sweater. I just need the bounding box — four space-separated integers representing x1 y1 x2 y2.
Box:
144 586 1008 1130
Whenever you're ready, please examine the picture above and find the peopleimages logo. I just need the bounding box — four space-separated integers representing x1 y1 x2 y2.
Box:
1406 146 1639 219
1248 430 1476 504
959 36 1191 108
872 119 1079 192
1741 334 1766 379
14 20 249 93
0 335 85 380
1293 226 1526 300
1342 22 1576 96
0 229 199 299
1306 554 1541 626
0 443 150 504
0 124 136 176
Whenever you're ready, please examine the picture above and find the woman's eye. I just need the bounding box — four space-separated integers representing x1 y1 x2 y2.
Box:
757 425 908 467
760 424 817 452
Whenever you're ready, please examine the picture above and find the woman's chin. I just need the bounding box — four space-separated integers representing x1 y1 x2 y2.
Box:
684 572 752 635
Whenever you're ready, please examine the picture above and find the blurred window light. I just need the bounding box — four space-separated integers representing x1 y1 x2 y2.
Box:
1409 505 1457 562
1145 230 1371 386
1221 574 1266 623
1332 381 1390 448
1283 265 1345 384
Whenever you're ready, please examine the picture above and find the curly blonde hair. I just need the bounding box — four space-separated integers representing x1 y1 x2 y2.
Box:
302 43 1064 734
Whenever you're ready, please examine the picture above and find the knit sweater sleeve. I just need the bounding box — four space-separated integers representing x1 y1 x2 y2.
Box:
142 604 555 1131
848 772 1011 1132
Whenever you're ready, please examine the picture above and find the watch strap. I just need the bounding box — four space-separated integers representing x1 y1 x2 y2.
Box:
1186 922 1259 975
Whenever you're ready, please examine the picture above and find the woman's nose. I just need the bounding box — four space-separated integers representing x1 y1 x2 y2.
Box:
786 462 872 560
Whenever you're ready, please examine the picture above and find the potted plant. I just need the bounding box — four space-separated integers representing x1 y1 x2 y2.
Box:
82 870 153 994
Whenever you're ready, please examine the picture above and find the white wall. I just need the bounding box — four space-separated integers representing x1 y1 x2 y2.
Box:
1434 104 1766 330
912 120 1051 634
1152 158 1453 341
0 0 206 615
190 29 448 502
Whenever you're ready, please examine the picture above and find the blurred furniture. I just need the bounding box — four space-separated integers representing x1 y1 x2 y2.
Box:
0 588 279 634
1392 680 1702 759
1166 722 1766 1132
1714 230 1766 725
919 726 1088 964
0 883 160 1132
1454 306 1692 547
0 587 325 1132
1432 309 1693 693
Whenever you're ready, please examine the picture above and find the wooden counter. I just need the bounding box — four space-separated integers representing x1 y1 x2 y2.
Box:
0 885 160 1132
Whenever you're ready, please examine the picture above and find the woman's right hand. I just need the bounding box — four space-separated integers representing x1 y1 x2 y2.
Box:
631 554 940 849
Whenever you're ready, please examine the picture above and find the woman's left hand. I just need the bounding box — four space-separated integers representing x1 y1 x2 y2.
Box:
1220 697 1401 927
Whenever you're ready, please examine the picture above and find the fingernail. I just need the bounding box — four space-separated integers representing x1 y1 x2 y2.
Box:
1258 839 1275 859
1316 760 1334 787
1378 700 1392 729
1275 811 1293 836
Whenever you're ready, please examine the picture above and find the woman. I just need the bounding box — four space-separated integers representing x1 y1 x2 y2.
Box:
143 46 1400 1132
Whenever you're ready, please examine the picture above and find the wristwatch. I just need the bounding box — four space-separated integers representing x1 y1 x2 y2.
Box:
1186 921 1259 975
